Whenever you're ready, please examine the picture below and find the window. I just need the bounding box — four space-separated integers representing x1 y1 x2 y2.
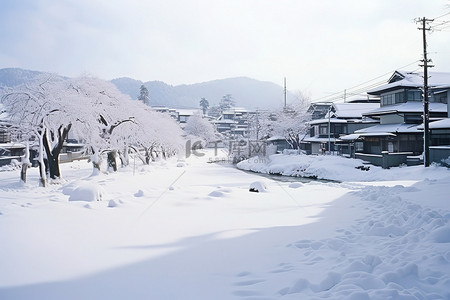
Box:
355 142 363 152
0 128 11 143
381 91 406 106
388 142 394 152
319 125 328 135
432 91 448 104
333 124 347 135
404 113 423 124
381 89 423 106
383 94 393 105
398 134 423 154
407 90 422 101
394 92 405 104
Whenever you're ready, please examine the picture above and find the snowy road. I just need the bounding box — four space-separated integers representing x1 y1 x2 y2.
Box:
0 152 449 299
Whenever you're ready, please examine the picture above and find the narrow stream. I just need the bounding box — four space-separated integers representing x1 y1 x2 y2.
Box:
214 161 336 183
237 168 337 183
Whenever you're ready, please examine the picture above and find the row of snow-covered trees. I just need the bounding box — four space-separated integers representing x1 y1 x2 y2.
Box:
0 75 184 186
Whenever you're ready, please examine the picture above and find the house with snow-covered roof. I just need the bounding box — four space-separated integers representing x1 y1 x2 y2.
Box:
417 118 450 165
0 104 26 166
301 101 379 155
307 102 332 120
345 70 450 167
176 108 202 124
213 107 256 138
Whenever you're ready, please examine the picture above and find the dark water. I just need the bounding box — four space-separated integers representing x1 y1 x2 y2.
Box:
238 168 337 183
214 161 335 183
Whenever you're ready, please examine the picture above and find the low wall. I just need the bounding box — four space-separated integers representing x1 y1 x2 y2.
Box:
430 146 450 166
60 152 87 163
0 156 21 167
355 153 382 166
355 152 413 169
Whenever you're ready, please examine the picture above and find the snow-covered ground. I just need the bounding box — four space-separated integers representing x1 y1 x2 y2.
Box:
0 151 449 299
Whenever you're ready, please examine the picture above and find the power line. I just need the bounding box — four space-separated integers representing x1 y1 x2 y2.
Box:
431 19 450 31
311 60 421 103
433 11 450 20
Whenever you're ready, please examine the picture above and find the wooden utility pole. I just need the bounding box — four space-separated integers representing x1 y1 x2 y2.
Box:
418 17 434 167
284 77 287 110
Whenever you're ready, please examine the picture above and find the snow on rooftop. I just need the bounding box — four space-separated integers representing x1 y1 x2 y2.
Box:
267 135 286 141
338 133 362 141
368 71 450 94
301 136 337 143
429 118 450 129
223 107 249 114
364 102 447 116
332 102 380 118
309 118 348 125
176 108 201 116
355 123 422 134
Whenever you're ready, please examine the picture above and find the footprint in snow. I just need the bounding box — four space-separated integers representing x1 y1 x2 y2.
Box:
232 290 260 297
270 263 295 273
236 271 252 277
234 279 265 286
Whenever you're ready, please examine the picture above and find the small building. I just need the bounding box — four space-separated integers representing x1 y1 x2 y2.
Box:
176 109 202 124
307 102 332 120
213 107 255 138
301 101 379 155
266 136 292 153
427 118 450 165
348 70 450 168
0 117 25 167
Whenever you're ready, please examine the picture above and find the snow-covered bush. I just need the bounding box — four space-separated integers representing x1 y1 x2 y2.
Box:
441 156 450 167
184 113 218 146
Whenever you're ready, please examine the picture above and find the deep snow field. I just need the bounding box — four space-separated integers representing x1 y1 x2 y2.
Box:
0 150 449 300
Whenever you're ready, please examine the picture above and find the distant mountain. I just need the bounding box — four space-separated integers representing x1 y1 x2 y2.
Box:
0 68 67 90
112 76 294 109
0 68 293 109
0 68 48 88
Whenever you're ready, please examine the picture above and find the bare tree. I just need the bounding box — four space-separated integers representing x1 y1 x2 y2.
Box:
255 91 311 149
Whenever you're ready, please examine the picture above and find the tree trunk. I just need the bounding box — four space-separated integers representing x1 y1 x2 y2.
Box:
145 148 151 164
37 130 47 187
38 160 46 187
120 146 129 167
47 156 61 179
20 142 32 184
107 151 118 172
90 146 102 175
92 160 101 174
42 124 72 180
21 164 28 183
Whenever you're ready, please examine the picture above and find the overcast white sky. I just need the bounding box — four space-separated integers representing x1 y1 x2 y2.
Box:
1 0 449 100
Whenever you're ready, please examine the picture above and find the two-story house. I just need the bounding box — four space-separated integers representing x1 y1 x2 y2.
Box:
349 70 450 167
214 107 255 138
301 99 380 155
